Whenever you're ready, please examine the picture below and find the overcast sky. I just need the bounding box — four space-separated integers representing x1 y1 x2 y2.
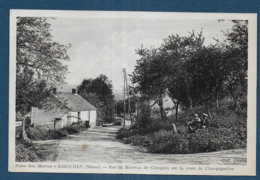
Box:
49 17 233 93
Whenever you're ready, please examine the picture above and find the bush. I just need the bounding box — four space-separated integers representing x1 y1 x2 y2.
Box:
132 119 173 135
47 129 68 139
26 124 88 140
187 127 246 153
16 140 40 162
118 126 246 154
26 127 49 140
64 125 86 134
26 127 68 140
147 130 189 154
117 103 247 154
116 128 134 139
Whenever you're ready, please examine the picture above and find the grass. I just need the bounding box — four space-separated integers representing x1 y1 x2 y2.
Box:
117 103 247 154
16 123 88 162
26 124 87 141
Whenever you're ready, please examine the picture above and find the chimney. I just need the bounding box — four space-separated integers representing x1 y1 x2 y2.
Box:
72 89 76 94
53 88 57 95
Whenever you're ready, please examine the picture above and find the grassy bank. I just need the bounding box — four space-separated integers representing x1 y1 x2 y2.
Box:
26 124 87 140
16 140 59 162
16 124 88 162
117 106 247 154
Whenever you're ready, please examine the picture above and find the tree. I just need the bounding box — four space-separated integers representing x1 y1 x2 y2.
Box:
77 74 114 122
131 47 170 121
116 97 137 116
161 31 205 121
216 20 248 116
16 17 71 114
185 45 226 120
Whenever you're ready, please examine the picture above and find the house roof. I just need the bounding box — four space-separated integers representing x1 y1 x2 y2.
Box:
57 93 96 111
150 93 175 109
31 93 96 124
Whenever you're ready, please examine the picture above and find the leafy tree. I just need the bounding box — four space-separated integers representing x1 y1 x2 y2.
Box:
216 20 248 116
77 74 114 122
131 47 170 121
16 17 71 114
161 31 205 121
185 46 226 120
116 97 137 116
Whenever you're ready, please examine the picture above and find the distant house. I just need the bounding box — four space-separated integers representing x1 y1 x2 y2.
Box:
150 93 181 116
31 89 97 129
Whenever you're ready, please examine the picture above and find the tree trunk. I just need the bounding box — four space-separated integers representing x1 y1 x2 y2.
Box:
206 110 213 121
216 93 219 109
175 101 179 122
200 93 213 121
158 97 165 121
22 116 25 139
188 97 193 108
22 116 31 142
229 90 245 116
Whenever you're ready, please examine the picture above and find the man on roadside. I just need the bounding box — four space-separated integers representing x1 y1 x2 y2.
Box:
188 114 200 133
201 113 209 128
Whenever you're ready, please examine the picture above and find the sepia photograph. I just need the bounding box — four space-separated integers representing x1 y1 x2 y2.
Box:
8 10 257 175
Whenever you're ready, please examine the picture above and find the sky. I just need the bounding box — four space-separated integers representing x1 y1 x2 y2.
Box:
48 17 233 93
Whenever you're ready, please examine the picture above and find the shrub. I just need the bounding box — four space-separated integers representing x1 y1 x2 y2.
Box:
64 125 86 134
118 126 246 154
26 127 49 140
187 127 247 153
132 119 173 135
26 127 68 140
116 128 134 139
117 102 247 154
16 140 40 162
47 129 68 139
64 125 80 134
147 130 189 154
26 124 88 140
128 134 153 147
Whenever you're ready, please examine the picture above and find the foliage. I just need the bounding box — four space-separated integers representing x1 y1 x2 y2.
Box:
131 20 248 124
217 20 248 116
187 127 246 153
116 96 137 116
116 128 135 139
26 124 87 141
16 17 71 114
77 74 114 122
16 140 40 162
148 130 189 154
64 124 87 134
16 139 58 162
118 126 246 154
26 127 68 140
131 47 170 121
118 103 247 154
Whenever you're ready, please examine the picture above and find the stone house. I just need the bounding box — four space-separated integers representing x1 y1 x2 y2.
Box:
31 89 97 129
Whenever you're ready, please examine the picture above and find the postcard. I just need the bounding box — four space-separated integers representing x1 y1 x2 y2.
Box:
9 10 257 176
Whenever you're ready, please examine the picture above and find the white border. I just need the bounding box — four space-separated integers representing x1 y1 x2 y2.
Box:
9 10 257 176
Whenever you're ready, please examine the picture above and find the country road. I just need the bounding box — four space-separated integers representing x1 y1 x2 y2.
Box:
34 124 247 165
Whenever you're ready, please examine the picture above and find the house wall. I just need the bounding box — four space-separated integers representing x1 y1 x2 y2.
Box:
89 110 97 127
66 110 96 127
68 112 79 124
80 111 89 121
54 119 62 129
36 122 55 130
61 115 68 127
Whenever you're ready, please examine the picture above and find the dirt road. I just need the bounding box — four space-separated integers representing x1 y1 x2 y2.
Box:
39 125 246 165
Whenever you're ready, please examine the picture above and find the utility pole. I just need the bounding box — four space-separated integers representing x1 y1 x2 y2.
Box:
126 79 132 125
